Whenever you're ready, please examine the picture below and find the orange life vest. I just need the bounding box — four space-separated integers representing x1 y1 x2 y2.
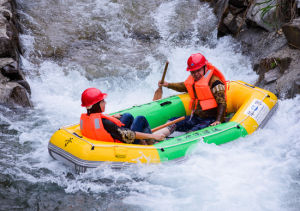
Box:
80 113 124 143
184 63 226 111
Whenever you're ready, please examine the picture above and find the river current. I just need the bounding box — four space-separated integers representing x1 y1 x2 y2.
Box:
0 0 300 210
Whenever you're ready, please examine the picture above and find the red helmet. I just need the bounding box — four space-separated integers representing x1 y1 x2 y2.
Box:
186 53 207 71
81 88 107 107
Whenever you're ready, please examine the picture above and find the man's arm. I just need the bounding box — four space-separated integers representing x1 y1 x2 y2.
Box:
167 82 187 92
103 119 165 143
211 80 226 125
159 81 187 92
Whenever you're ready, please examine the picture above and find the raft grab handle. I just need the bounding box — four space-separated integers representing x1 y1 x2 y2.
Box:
160 101 172 106
73 132 82 138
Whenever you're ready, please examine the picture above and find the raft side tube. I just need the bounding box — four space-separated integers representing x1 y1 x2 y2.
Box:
111 95 187 129
155 121 248 162
48 142 133 173
227 81 278 134
50 125 161 164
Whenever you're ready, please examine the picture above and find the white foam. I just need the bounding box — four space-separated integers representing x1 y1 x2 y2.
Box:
12 0 300 210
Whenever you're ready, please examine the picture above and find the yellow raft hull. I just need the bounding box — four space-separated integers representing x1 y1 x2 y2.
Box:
48 81 277 171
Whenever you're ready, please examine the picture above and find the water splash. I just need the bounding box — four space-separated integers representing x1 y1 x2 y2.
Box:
0 0 298 210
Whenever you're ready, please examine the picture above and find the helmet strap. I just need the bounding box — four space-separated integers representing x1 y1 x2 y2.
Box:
203 65 206 75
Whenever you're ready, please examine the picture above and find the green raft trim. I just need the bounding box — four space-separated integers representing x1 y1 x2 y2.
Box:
114 95 187 128
112 94 249 162
154 121 248 162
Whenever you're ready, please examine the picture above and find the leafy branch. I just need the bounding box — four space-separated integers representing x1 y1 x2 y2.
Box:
255 0 280 29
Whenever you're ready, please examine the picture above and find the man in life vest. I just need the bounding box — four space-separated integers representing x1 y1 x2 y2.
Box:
158 53 226 134
80 88 165 145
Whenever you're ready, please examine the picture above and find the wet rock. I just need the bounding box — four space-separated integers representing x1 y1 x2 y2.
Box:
276 67 300 99
212 0 229 23
255 57 292 76
204 0 299 99
0 7 18 59
255 45 300 99
246 0 282 32
0 36 14 58
0 0 32 107
214 0 249 37
290 76 300 98
229 0 248 8
263 67 281 84
246 0 296 32
237 29 287 64
0 57 14 67
0 75 32 107
230 4 245 15
0 58 31 94
1 59 22 80
223 12 235 27
131 29 161 43
221 11 244 35
205 1 251 37
2 9 12 21
212 0 297 37
0 177 110 211
15 79 31 94
206 0 296 38
282 17 300 49
10 86 32 107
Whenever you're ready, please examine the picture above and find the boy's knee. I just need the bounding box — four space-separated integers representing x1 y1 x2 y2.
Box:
135 116 147 122
122 113 133 120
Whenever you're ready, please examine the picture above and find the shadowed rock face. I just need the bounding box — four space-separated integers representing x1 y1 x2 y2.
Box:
0 0 32 107
203 0 300 99
0 70 31 107
254 46 300 99
283 17 300 49
229 0 248 8
1 0 296 108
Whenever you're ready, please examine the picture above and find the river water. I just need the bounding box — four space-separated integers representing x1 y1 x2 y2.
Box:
1 0 300 210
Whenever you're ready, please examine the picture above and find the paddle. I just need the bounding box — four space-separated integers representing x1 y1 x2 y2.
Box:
153 61 169 101
151 116 185 133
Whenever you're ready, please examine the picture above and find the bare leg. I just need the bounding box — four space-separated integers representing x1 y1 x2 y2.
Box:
153 127 171 138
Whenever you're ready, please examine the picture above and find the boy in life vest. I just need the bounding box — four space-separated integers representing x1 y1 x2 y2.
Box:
157 53 226 135
80 88 165 145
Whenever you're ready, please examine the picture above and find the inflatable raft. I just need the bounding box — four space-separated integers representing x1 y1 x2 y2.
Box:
48 81 278 172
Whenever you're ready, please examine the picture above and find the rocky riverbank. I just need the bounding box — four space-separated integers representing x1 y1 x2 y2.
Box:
1 0 299 109
205 0 300 98
0 0 31 107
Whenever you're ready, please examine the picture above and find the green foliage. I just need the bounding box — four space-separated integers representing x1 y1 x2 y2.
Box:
270 61 277 69
254 0 280 27
257 0 278 20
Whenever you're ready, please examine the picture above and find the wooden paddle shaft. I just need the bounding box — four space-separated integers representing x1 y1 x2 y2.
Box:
151 116 185 133
161 61 169 84
152 61 169 101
